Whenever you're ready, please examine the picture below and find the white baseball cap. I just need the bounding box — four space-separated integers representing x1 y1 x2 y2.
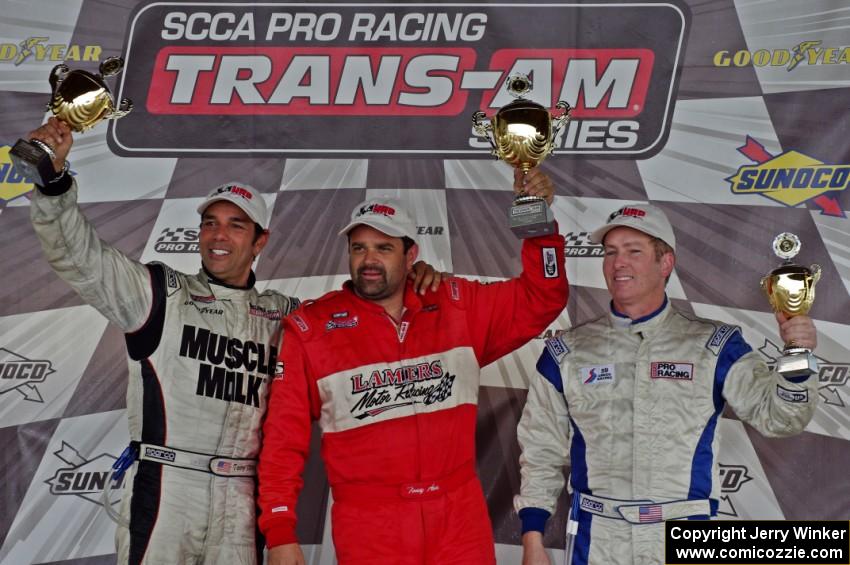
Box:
197 182 269 229
338 197 418 243
590 203 676 251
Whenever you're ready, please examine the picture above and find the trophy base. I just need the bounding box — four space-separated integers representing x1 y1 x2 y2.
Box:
777 347 818 379
9 139 54 186
509 196 556 239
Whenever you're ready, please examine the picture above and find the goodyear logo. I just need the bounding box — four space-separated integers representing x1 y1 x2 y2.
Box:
0 37 102 66
713 40 850 72
0 145 35 201
726 136 847 215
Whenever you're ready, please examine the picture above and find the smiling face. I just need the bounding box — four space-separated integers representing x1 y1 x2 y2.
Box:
199 201 268 287
602 226 674 319
348 225 417 305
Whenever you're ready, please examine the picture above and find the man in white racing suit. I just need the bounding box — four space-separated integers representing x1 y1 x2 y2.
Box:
25 117 439 564
515 203 819 565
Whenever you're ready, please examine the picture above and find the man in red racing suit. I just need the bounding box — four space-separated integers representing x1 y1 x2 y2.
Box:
258 171 568 564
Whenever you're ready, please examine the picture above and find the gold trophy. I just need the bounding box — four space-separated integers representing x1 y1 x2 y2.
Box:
760 233 821 378
10 56 133 185
472 73 571 238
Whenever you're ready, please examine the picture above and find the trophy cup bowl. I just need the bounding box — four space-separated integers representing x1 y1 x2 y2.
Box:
9 56 133 186
472 74 571 238
760 233 821 377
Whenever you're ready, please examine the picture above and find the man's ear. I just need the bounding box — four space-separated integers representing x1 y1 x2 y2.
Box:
660 251 675 278
406 243 419 271
253 230 270 259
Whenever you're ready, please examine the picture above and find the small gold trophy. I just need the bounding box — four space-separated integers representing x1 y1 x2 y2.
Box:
472 74 571 238
10 56 133 185
761 233 821 378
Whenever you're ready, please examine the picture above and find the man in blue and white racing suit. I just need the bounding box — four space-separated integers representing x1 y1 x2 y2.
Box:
515 203 819 565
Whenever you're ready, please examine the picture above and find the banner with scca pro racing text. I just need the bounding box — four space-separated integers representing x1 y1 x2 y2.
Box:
109 2 687 157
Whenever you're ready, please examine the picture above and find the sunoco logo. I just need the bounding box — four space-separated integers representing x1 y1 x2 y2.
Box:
0 348 56 403
0 37 102 66
726 136 847 217
45 442 124 506
564 231 603 258
717 463 753 517
0 145 35 202
155 227 199 253
110 2 688 157
713 41 850 72
758 339 849 409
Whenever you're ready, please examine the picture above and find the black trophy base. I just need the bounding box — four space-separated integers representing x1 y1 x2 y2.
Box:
777 347 818 378
509 197 556 239
9 138 55 186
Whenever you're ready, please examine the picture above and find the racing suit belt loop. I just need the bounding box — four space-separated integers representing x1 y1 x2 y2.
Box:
135 442 257 477
576 492 712 523
331 463 476 503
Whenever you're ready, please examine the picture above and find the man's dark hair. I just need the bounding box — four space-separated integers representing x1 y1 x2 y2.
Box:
253 223 266 243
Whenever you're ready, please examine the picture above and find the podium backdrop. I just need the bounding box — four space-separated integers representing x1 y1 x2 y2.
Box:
1 1 849 563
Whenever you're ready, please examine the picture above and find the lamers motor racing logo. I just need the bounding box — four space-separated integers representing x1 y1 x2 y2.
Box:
109 2 688 157
349 360 455 419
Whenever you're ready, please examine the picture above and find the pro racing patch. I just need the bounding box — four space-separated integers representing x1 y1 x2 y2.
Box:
650 362 694 380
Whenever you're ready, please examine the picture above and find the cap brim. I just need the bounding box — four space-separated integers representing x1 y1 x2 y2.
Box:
338 219 415 241
197 196 266 229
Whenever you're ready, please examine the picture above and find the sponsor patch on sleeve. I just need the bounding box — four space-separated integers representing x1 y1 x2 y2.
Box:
650 362 694 380
164 265 181 296
291 314 309 332
449 279 461 301
706 324 738 355
542 247 559 279
545 336 570 362
776 384 809 403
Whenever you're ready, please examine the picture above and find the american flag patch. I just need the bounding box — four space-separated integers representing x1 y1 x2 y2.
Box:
217 461 231 473
638 505 662 522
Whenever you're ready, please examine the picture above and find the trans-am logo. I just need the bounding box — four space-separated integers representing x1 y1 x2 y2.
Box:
713 40 849 72
110 2 689 157
0 37 102 66
45 442 124 507
0 348 56 403
726 136 846 217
